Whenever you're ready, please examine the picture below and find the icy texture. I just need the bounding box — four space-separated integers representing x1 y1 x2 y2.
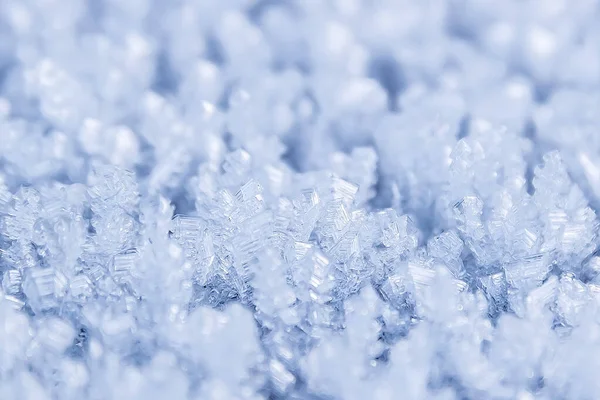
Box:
1 0 600 399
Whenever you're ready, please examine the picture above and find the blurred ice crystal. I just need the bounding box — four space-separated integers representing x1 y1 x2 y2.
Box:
2 0 600 399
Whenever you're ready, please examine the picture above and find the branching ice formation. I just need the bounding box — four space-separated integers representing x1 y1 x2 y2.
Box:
0 0 600 399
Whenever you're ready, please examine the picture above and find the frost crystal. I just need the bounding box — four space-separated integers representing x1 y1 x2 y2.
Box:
1 0 600 399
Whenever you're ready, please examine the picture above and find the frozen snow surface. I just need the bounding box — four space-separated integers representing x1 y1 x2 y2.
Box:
2 0 600 399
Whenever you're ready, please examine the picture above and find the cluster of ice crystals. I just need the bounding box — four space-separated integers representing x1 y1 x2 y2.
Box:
2 0 600 399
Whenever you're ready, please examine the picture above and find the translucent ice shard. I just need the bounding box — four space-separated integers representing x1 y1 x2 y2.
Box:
308 251 335 304
556 273 590 327
378 273 415 313
2 269 22 297
269 358 296 395
504 253 551 292
479 271 508 317
23 268 67 314
111 249 139 284
526 275 558 316
427 230 464 277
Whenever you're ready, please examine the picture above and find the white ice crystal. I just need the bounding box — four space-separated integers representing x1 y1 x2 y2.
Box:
1 0 600 399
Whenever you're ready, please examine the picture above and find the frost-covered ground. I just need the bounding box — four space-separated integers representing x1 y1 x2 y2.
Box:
1 1 600 399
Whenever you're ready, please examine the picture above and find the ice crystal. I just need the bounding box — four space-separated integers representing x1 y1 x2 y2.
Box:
1 0 600 399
